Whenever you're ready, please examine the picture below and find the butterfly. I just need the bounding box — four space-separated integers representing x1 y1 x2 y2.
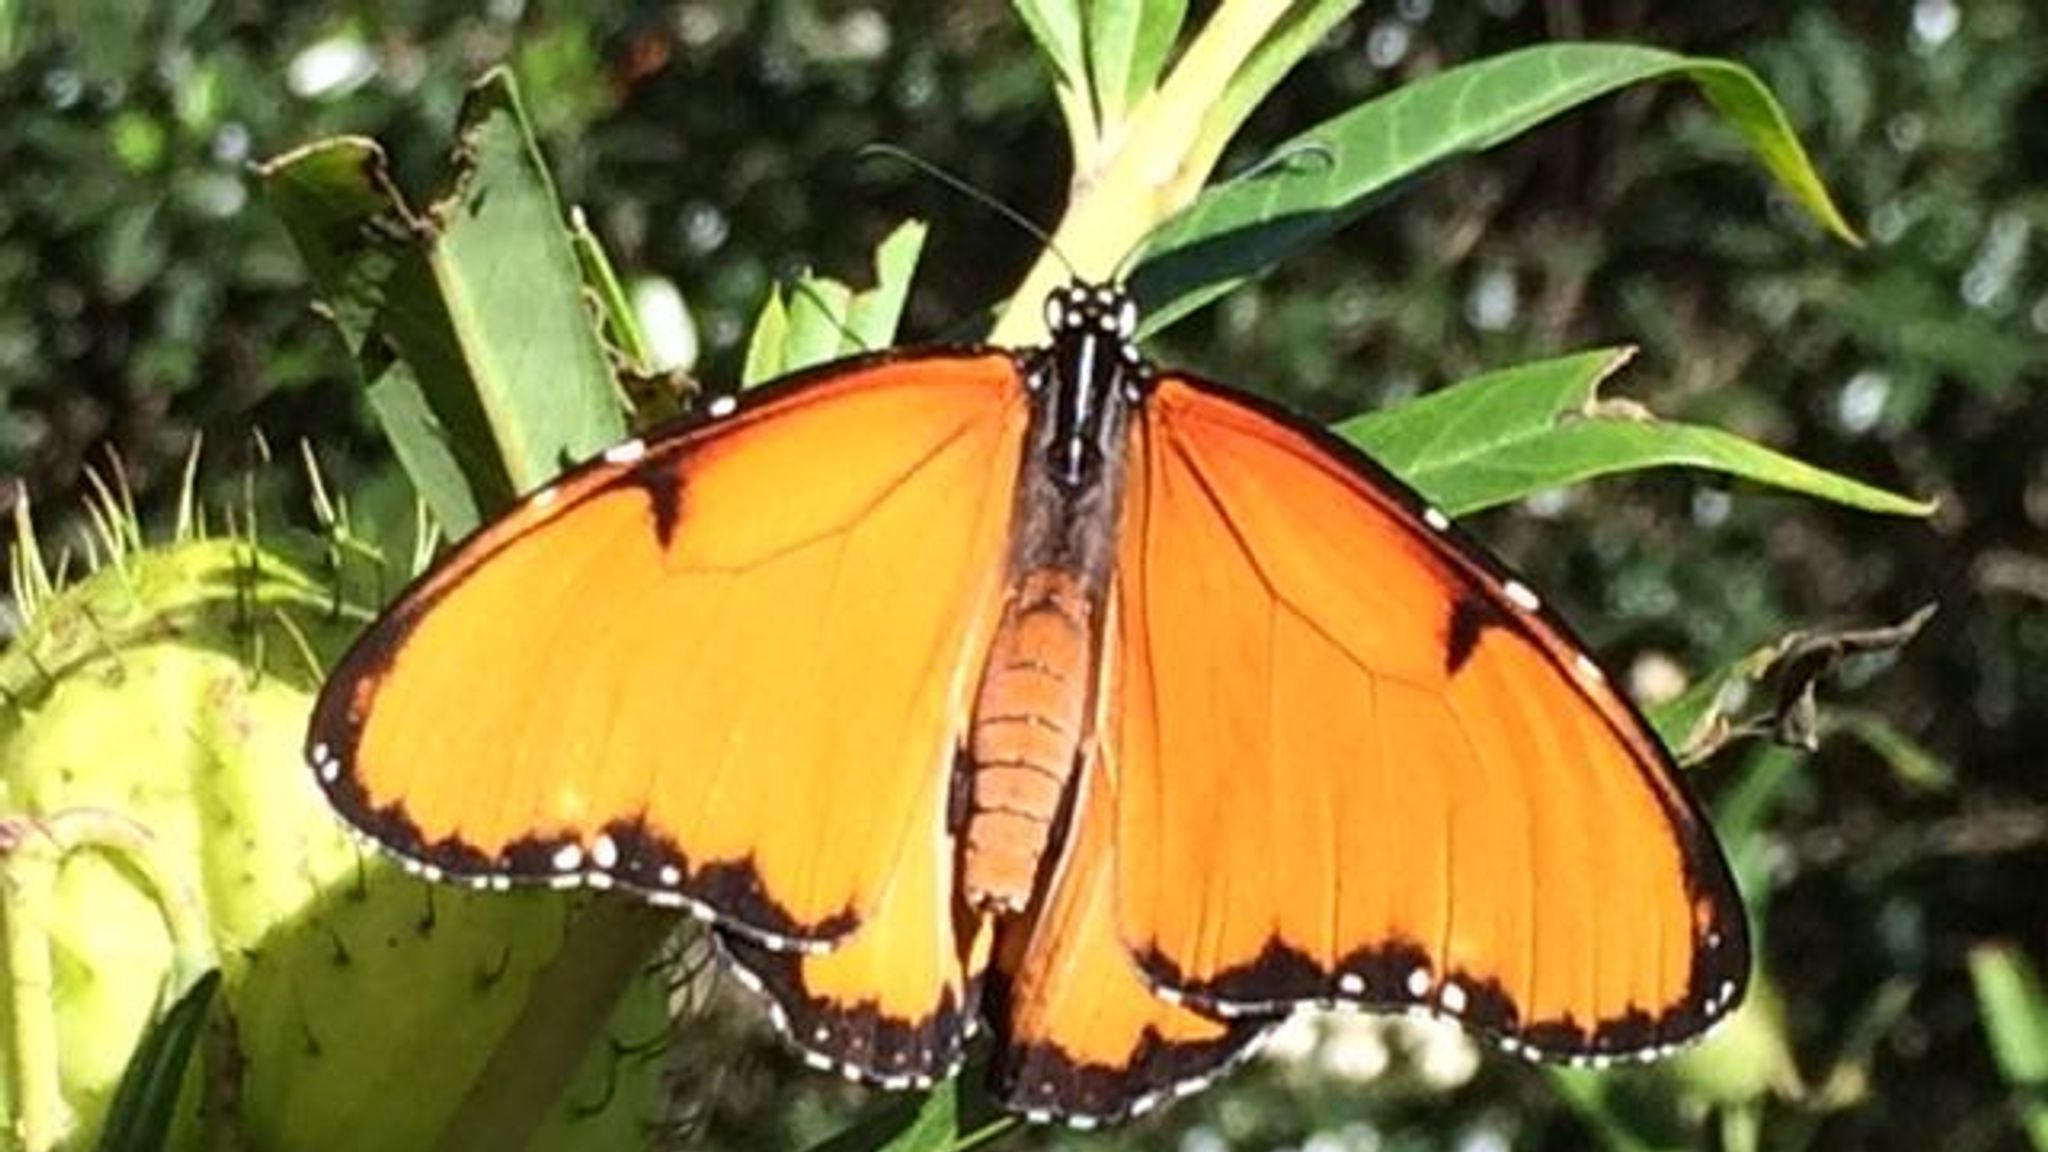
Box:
307 281 1748 1126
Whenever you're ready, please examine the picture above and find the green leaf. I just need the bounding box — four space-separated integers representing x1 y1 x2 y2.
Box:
1186 0 1358 176
1338 347 1932 517
1131 42 1860 331
258 68 626 533
94 971 219 1152
1010 0 1088 102
782 277 855 373
568 205 653 374
740 220 928 386
1085 0 1185 120
1827 709 1954 793
841 221 930 351
1123 0 1185 110
807 1071 1015 1152
1648 607 1935 768
1969 944 2048 1150
741 287 792 388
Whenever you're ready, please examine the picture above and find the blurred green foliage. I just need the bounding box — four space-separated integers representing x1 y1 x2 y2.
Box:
0 1 2041 1150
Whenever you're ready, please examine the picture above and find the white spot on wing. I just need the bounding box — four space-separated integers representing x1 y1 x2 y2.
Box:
590 833 619 869
1424 506 1451 531
1406 966 1432 998
658 864 682 886
603 439 648 465
1338 972 1366 996
1504 580 1541 612
550 842 584 872
1575 653 1606 684
708 394 738 418
1441 981 1468 1015
533 486 559 509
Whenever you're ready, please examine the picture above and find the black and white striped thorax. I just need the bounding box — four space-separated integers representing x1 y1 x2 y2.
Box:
1032 283 1152 493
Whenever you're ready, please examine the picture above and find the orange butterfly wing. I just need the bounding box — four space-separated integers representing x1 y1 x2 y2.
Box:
309 352 1027 961
988 665 1270 1125
1108 374 1747 1059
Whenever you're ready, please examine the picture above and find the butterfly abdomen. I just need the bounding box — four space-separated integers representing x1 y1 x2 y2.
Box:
963 568 1095 913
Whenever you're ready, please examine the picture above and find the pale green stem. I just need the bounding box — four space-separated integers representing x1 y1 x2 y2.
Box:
992 0 1295 344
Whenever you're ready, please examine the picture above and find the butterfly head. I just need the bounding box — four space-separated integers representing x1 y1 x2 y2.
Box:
1044 282 1139 348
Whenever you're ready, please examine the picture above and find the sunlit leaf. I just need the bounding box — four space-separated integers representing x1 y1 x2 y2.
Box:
1340 347 1931 517
258 68 626 532
1969 945 2048 1150
1133 42 1860 331
741 221 929 387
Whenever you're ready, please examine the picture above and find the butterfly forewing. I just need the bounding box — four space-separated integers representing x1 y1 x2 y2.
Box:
1108 373 1748 1058
310 352 1030 954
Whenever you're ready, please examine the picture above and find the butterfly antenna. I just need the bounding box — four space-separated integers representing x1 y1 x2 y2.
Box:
855 144 1084 284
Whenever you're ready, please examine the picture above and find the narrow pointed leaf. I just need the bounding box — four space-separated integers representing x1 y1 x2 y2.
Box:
1125 0 1187 110
1011 0 1088 99
1969 944 2048 1150
1132 42 1860 331
1185 0 1358 181
1339 348 1931 517
94 971 219 1152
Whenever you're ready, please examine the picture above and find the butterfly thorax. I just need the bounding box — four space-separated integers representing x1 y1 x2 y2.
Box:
960 284 1147 915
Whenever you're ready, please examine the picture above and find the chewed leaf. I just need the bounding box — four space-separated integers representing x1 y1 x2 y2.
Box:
258 69 626 533
1337 347 1932 518
742 221 929 386
1648 605 1937 765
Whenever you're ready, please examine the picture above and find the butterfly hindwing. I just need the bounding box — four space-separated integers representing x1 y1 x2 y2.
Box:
1108 373 1748 1059
990 728 1271 1125
717 763 985 1087
309 352 1030 953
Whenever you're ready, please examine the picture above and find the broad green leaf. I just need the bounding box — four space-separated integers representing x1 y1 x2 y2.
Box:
257 138 494 534
1131 42 1860 331
1339 347 1931 517
1969 945 2048 1150
741 220 929 386
95 971 219 1152
258 68 626 533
